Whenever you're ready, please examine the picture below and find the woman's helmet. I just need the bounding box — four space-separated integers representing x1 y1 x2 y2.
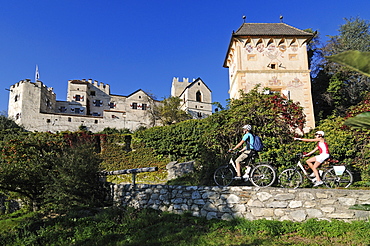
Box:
315 131 325 136
242 124 252 131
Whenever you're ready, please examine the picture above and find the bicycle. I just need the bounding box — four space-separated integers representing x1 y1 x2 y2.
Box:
213 151 276 188
278 153 353 189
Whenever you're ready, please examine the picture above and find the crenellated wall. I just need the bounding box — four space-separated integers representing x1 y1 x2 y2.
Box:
113 184 370 222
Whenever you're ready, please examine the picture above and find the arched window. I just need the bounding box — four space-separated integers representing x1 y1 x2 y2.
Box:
196 91 202 102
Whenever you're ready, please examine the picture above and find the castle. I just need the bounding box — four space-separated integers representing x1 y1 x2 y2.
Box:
7 77 212 132
8 21 317 132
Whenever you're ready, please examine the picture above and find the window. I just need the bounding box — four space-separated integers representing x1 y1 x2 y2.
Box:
247 54 257 61
289 54 298 60
93 100 103 107
15 95 19 102
92 112 101 116
75 95 81 101
68 117 72 122
132 102 137 109
15 113 20 120
46 119 51 123
197 112 202 118
142 104 147 110
94 120 98 124
264 89 282 95
109 102 116 109
45 99 51 108
196 91 202 102
90 91 96 96
59 106 67 113
75 108 80 114
270 64 276 69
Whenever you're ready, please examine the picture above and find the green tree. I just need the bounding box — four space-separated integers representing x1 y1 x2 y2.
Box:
319 17 370 116
155 96 192 125
0 133 64 210
0 132 106 211
0 115 23 131
42 143 106 210
203 87 305 155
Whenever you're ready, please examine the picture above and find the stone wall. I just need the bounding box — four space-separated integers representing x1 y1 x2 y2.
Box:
113 184 370 222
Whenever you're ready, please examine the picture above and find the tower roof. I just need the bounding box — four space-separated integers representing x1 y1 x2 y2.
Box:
233 23 313 36
223 22 315 67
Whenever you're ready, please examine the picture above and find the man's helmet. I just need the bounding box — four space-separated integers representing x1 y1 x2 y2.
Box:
315 131 325 136
242 124 252 131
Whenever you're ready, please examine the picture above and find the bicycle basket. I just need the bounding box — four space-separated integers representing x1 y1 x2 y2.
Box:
333 166 346 175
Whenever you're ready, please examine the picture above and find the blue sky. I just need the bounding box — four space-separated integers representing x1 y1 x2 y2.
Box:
1 0 369 113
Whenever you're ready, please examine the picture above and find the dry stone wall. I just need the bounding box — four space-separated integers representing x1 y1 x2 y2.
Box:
113 184 370 222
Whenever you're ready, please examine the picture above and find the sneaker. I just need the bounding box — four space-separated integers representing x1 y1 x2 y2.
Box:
242 173 249 179
234 176 242 180
313 180 324 187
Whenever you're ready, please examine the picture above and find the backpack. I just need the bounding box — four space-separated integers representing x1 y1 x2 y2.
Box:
252 135 264 152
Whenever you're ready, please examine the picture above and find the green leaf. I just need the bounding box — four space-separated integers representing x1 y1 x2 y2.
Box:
344 112 370 129
326 50 370 77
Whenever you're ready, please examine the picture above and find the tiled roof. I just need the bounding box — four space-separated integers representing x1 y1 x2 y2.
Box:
234 23 313 36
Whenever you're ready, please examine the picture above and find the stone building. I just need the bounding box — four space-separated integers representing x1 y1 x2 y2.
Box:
171 77 212 119
223 22 316 129
8 77 213 132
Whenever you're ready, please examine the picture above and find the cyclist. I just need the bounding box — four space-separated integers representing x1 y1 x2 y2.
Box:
229 124 255 180
294 130 329 187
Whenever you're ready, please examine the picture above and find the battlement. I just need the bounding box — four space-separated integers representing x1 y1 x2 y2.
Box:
69 78 110 93
10 79 55 95
172 77 196 84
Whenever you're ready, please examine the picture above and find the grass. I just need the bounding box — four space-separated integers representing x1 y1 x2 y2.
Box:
0 207 369 245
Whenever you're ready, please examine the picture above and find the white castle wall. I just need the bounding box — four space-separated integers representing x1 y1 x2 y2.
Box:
8 79 162 132
8 77 213 132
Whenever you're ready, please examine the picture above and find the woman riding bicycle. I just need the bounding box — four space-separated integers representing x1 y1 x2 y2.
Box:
229 124 256 180
294 131 330 187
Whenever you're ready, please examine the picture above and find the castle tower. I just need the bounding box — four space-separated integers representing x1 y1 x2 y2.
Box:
171 77 212 119
223 22 316 129
8 79 56 127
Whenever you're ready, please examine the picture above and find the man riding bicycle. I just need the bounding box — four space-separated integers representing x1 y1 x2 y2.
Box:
229 124 256 180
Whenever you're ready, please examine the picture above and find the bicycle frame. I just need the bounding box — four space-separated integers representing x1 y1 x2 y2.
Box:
228 154 254 174
213 152 276 188
294 157 321 182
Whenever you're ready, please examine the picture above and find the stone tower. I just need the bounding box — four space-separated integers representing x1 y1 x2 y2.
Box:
223 22 316 130
171 77 212 119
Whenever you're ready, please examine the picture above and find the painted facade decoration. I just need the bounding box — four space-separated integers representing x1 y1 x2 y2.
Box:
224 22 316 130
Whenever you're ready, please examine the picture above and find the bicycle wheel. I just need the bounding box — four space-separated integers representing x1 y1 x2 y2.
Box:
214 165 234 187
278 168 303 189
249 163 276 187
322 168 353 188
